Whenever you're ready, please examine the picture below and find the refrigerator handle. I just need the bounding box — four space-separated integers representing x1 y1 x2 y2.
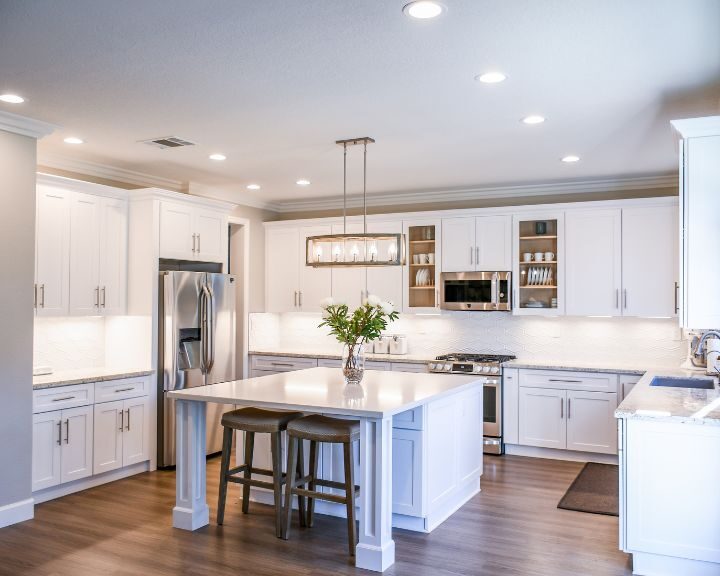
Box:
200 283 209 375
206 283 216 374
163 273 178 391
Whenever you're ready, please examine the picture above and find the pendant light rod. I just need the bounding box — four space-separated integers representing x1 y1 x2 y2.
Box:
335 137 374 234
343 142 347 234
363 140 367 235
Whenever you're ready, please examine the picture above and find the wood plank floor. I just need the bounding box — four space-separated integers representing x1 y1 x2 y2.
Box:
0 455 632 575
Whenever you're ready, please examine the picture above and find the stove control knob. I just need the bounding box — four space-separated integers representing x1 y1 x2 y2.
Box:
482 366 491 373
490 366 500 374
473 365 482 373
429 363 437 371
443 363 452 372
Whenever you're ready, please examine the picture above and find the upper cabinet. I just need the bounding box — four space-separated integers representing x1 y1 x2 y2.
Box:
672 116 720 329
403 219 441 313
159 201 227 263
366 219 403 308
35 185 71 316
442 215 511 272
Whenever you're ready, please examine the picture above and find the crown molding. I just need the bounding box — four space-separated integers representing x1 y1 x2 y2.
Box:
185 181 274 211
0 110 57 139
270 173 678 213
671 115 720 138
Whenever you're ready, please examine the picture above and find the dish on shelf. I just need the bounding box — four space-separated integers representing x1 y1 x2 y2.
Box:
524 299 546 308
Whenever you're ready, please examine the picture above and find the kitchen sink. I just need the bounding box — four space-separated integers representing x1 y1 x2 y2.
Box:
650 376 716 389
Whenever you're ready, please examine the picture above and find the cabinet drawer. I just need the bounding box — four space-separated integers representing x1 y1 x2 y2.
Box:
317 358 341 368
393 406 425 430
519 369 617 392
365 361 390 371
391 362 428 373
94 376 150 403
33 384 94 414
250 355 318 372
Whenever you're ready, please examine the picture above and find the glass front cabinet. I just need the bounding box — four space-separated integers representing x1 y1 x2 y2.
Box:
402 219 441 313
512 212 565 315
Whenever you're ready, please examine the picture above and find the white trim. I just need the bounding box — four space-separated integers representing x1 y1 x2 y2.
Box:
671 116 720 138
504 444 619 464
187 182 273 211
268 173 677 213
37 172 129 200
228 216 251 380
37 152 183 191
0 498 34 528
0 110 57 139
127 187 236 212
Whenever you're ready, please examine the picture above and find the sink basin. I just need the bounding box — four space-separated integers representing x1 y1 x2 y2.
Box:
650 376 715 389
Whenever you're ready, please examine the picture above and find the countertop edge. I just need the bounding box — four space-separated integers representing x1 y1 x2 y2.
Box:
33 369 155 390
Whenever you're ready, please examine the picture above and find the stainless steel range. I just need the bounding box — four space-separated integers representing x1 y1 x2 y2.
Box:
429 353 515 455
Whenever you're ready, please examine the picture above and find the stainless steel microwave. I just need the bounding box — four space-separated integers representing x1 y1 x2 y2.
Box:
440 271 512 311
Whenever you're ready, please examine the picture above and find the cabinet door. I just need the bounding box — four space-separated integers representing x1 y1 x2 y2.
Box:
194 209 226 263
622 206 678 318
565 209 622 316
159 201 195 260
36 185 70 316
93 400 124 474
441 217 475 272
32 410 62 491
60 405 93 483
123 397 150 466
620 374 641 400
69 192 101 315
518 387 566 449
366 220 403 308
392 428 423 517
476 215 512 271
566 391 618 454
98 198 128 315
330 223 365 309
300 225 332 312
265 227 300 312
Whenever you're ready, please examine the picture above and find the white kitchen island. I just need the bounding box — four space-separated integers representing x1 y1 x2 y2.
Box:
168 367 483 572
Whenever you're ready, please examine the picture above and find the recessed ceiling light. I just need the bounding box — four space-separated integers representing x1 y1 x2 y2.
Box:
296 179 311 186
561 155 580 163
475 72 507 84
247 184 261 190
209 153 226 161
403 1 445 19
522 115 545 125
0 93 25 104
63 136 84 144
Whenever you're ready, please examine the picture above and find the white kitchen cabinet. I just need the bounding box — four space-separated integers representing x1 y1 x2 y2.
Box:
366 219 403 308
392 428 423 517
93 396 150 474
518 387 567 449
265 227 300 312
565 209 622 316
621 206 678 317
60 405 94 483
299 225 332 312
35 185 71 316
32 411 62 491
565 390 618 454
403 219 442 313
502 368 519 445
671 118 720 329
619 374 642 400
159 200 227 263
98 197 128 315
442 215 511 272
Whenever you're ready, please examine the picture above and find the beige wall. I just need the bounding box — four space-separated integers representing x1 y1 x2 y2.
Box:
0 129 37 510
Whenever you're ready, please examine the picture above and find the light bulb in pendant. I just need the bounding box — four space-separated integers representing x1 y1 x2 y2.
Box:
314 245 323 263
351 244 360 262
333 245 342 262
369 243 378 262
388 242 398 262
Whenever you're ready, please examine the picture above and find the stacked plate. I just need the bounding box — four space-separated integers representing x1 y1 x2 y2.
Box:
525 267 553 286
415 268 432 286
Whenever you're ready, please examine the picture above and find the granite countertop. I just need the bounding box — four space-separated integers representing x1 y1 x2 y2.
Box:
250 348 433 364
33 367 155 390
503 360 648 375
615 368 720 425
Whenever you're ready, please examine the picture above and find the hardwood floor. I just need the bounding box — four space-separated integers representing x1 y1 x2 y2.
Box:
0 455 632 575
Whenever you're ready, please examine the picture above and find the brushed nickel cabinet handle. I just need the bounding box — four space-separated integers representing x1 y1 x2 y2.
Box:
34 284 37 309
119 410 124 431
40 284 45 308
560 397 564 419
64 419 69 444
615 289 619 309
94 286 100 307
101 286 106 308
623 289 627 309
270 362 295 367
191 234 196 253
568 398 571 419
674 282 679 314
294 291 298 307
57 420 62 445
470 246 473 265
299 291 303 307
52 396 76 402
549 379 582 383
126 409 130 431
476 246 479 265
196 234 200 253
114 387 135 393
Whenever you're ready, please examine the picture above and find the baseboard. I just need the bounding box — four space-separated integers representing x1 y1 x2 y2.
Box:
33 461 150 504
505 444 619 464
0 497 34 529
632 551 720 576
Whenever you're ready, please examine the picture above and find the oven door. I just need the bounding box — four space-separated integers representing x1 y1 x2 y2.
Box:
440 271 511 311
483 378 501 438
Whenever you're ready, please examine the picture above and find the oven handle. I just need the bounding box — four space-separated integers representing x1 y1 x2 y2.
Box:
491 272 499 309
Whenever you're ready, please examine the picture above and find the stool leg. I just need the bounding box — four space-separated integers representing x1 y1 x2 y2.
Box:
297 439 307 527
306 440 319 527
343 441 357 556
282 435 298 540
270 431 283 538
216 426 233 525
242 431 255 514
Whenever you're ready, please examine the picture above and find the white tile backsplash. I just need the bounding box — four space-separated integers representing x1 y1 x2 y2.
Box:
34 317 106 371
249 312 687 368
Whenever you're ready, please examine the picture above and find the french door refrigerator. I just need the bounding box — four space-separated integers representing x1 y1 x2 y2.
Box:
158 271 236 468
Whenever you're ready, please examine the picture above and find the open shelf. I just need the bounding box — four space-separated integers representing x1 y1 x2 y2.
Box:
516 218 560 311
519 261 557 265
410 286 435 290
519 235 557 240
409 263 435 267
520 285 558 289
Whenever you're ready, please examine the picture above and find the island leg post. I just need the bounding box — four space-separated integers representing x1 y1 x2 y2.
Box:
173 399 210 530
356 416 395 572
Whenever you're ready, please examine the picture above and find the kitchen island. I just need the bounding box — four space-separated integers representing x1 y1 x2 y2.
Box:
615 369 720 576
168 367 484 572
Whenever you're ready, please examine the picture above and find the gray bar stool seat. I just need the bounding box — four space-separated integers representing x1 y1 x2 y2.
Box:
282 414 361 556
217 407 304 537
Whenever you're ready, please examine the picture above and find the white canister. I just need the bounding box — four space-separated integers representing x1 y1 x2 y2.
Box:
373 337 390 354
389 335 408 355
706 337 720 374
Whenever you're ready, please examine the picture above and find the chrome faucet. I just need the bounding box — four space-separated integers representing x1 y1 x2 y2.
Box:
693 330 720 358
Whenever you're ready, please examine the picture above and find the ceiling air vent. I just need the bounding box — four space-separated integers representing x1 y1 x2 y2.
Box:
141 136 196 149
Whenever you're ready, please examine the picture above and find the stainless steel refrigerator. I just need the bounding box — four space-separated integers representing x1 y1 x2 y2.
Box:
158 271 236 468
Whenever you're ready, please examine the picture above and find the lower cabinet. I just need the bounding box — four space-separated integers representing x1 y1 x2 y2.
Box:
94 396 150 474
32 405 93 491
619 373 642 400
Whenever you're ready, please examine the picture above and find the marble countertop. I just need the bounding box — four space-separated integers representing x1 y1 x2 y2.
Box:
169 366 481 418
250 348 433 364
33 367 155 390
504 360 648 375
615 368 720 425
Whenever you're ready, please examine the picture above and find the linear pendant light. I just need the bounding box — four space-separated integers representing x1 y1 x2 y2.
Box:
305 137 404 267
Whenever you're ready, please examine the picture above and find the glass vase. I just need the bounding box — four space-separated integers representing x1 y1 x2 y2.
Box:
342 342 365 386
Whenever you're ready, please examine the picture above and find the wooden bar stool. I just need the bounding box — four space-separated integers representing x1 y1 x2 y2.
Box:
282 414 361 556
217 407 305 537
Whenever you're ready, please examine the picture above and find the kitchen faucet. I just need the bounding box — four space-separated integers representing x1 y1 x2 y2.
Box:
692 330 720 358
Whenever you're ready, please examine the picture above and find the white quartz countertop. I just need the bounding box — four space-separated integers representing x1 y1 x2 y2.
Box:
168 366 481 418
33 367 155 390
504 359 648 375
615 368 720 425
250 348 432 364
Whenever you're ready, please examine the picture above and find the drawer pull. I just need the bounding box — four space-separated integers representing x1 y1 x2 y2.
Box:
548 379 583 384
270 362 295 367
64 419 70 444
119 410 124 431
51 396 76 402
57 421 62 445
114 387 135 393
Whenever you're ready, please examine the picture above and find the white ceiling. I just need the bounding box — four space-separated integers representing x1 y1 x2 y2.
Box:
1 0 719 207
